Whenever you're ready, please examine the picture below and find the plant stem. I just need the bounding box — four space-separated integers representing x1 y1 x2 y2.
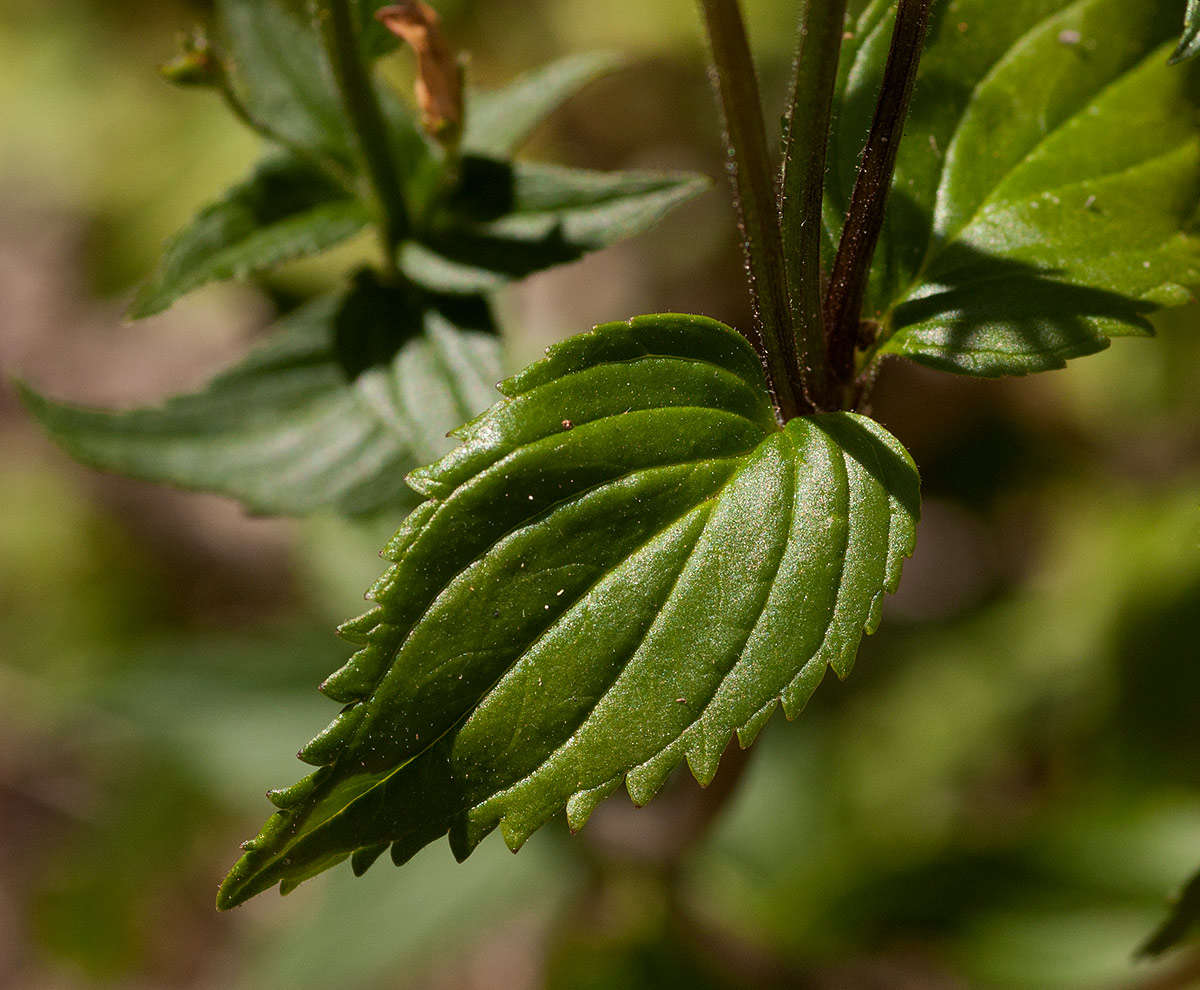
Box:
779 0 847 411
824 0 932 385
698 0 808 422
315 0 410 266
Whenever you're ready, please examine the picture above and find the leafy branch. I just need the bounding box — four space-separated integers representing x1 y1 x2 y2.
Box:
17 0 1200 923
23 0 705 518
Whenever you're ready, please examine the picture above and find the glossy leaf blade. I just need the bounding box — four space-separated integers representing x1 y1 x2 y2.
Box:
462 52 625 156
22 280 501 517
830 0 1200 376
216 314 920 908
131 156 370 318
401 160 709 293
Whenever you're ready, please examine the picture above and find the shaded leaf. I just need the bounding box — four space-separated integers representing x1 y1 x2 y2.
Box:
22 277 501 517
131 156 370 318
879 269 1154 376
1140 866 1200 956
1171 0 1200 64
216 314 919 907
463 52 625 156
830 0 1200 376
401 158 709 293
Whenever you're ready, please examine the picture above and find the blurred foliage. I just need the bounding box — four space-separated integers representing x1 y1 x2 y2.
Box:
1 0 1199 986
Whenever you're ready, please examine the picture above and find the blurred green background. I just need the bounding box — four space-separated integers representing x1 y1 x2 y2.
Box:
2 0 1200 987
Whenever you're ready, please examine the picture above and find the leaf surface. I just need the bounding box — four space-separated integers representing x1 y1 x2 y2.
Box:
23 278 501 517
216 314 919 908
462 52 625 156
131 156 370 318
401 159 708 293
215 0 357 169
829 0 1200 376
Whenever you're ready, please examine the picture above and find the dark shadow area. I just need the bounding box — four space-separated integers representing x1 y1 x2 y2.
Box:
333 268 497 382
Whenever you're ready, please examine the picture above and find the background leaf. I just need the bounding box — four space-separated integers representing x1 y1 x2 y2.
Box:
462 51 625 156
401 159 709 292
216 314 919 908
130 156 369 318
22 277 502 517
829 0 1200 376
214 0 357 169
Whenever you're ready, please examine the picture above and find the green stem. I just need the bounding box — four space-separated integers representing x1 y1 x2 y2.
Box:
824 0 932 386
698 0 808 422
779 0 847 411
315 0 409 268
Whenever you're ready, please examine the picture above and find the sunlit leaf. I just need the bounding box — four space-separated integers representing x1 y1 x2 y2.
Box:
216 313 919 907
830 0 1200 376
130 156 369 318
23 277 501 517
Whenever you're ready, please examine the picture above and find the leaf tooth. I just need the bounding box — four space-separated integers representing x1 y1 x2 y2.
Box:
366 564 404 605
404 465 443 499
448 814 500 862
279 877 302 897
685 727 732 788
625 753 676 808
565 777 621 833
446 402 496 441
297 705 364 766
350 842 389 877
864 587 887 637
319 641 394 702
498 811 538 854
336 606 385 645
780 659 828 721
390 829 443 869
380 500 439 562
736 698 778 749
267 766 332 810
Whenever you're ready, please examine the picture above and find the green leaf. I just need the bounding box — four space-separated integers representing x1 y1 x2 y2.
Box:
216 314 920 908
462 52 625 157
830 0 1200 376
130 156 370 318
1140 866 1200 956
400 158 709 293
1171 0 1200 64
22 277 501 517
214 0 357 169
